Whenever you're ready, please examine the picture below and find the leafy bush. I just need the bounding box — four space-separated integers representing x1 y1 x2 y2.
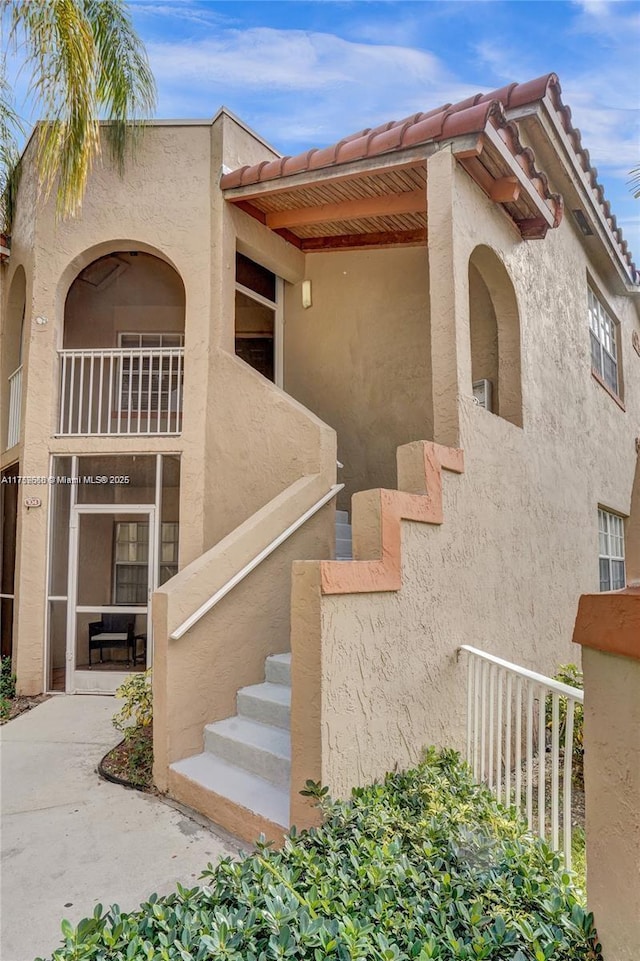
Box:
113 669 153 734
0 655 16 700
40 749 601 961
0 655 16 719
111 669 153 785
546 664 584 786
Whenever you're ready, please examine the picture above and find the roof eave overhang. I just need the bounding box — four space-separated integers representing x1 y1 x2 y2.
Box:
222 126 561 249
506 98 639 293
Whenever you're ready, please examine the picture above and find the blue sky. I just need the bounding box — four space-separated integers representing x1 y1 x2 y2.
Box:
9 0 640 255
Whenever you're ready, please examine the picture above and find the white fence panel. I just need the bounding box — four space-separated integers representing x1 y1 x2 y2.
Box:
58 349 184 436
460 645 583 868
7 365 23 448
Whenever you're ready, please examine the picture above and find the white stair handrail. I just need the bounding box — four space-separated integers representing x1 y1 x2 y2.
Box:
171 483 344 640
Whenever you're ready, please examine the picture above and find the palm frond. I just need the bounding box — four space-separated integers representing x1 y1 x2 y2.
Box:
629 165 640 200
0 56 23 233
85 0 156 174
5 0 157 218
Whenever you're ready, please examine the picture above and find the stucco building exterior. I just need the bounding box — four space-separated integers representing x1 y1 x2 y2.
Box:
1 73 638 841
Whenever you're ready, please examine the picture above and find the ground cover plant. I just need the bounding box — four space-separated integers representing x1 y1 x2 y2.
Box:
101 669 154 788
0 654 49 723
40 749 601 961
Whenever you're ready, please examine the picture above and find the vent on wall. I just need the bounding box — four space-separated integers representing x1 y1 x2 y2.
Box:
473 379 493 412
572 209 594 237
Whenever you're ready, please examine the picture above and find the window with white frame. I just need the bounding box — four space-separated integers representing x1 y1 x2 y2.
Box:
114 522 149 604
588 288 619 395
118 333 184 413
113 521 179 603
598 508 625 591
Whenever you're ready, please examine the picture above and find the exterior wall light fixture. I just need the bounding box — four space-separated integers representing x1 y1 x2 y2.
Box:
302 280 312 309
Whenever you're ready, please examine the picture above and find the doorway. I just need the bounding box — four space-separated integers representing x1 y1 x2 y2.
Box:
46 453 180 693
66 505 154 694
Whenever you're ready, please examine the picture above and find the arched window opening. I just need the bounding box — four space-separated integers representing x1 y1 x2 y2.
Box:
61 251 185 436
2 266 26 450
468 246 522 428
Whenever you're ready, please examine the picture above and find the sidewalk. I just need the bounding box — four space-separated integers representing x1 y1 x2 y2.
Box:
0 696 240 961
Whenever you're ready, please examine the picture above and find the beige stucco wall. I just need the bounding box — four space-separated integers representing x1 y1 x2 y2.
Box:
284 247 433 508
581 647 640 960
289 147 640 812
3 113 334 696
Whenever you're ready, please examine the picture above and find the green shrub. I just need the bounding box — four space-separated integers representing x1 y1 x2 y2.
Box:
546 664 584 786
0 655 16 700
111 669 153 785
0 656 16 718
39 749 601 960
112 669 153 734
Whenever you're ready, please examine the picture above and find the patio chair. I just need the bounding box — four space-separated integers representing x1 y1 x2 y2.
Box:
88 614 136 665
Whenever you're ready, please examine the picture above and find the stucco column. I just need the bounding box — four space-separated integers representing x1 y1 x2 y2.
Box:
426 148 471 448
573 588 640 960
13 282 59 694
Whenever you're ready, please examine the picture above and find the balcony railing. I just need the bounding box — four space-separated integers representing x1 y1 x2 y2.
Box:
7 365 23 448
58 348 184 436
459 646 584 868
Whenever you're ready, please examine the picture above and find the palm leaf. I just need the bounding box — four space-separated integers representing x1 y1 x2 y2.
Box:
3 0 156 218
0 56 23 232
629 165 640 200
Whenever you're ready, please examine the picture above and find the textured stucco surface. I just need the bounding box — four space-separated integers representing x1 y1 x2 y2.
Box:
284 246 433 509
3 112 640 858
289 147 640 807
581 647 640 960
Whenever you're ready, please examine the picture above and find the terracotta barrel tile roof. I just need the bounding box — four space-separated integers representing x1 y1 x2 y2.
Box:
220 74 635 279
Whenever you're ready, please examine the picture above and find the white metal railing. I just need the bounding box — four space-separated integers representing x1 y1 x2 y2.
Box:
58 348 184 436
7 365 23 448
459 645 583 868
171 483 344 640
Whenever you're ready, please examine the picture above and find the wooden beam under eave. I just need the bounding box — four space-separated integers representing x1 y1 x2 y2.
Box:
518 217 549 239
300 228 427 252
482 123 556 227
264 188 426 230
490 176 520 203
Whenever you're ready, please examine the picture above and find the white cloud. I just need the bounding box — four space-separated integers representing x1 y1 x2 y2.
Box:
146 27 479 145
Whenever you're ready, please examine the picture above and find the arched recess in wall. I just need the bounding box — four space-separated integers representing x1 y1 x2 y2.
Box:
60 248 186 436
1 265 27 445
468 245 522 428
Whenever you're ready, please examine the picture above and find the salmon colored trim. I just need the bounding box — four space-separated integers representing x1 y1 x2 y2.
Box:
572 588 640 662
320 442 464 595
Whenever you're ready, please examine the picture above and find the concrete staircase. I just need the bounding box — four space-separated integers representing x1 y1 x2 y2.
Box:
170 510 350 830
171 651 291 828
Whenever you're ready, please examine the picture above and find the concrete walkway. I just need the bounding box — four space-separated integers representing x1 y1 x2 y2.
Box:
0 696 241 961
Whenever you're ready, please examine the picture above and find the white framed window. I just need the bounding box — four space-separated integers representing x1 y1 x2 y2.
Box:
118 333 184 413
159 522 179 585
114 521 149 604
588 288 619 395
113 521 179 602
598 508 625 591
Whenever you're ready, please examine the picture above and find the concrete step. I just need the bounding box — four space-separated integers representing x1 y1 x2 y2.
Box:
265 652 291 686
204 716 290 788
237 681 291 730
170 753 289 827
335 523 352 538
336 510 350 525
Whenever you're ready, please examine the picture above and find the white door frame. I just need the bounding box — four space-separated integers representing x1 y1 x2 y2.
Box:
66 503 156 694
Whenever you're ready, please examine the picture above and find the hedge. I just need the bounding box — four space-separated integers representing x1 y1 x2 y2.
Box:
39 748 601 960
